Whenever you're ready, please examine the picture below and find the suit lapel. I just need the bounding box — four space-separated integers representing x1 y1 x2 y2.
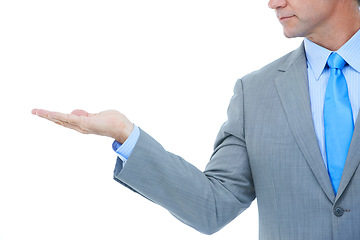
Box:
336 117 360 201
274 43 336 203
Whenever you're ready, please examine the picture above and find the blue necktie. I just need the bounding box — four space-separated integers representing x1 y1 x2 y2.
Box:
324 52 354 195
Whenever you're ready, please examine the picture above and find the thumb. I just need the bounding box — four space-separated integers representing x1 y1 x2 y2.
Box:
71 109 90 117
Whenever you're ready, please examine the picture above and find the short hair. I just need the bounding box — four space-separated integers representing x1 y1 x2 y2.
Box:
358 0 360 5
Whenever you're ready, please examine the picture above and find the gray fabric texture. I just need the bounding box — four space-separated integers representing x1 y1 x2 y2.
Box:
114 43 360 239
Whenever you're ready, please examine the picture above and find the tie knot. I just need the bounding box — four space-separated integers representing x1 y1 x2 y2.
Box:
327 52 346 70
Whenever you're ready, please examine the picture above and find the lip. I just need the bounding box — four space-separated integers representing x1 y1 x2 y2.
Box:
278 15 295 22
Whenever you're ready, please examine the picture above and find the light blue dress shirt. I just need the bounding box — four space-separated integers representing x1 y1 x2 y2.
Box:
114 29 360 171
112 125 140 170
305 29 360 168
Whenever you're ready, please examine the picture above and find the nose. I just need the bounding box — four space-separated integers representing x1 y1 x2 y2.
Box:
268 0 287 9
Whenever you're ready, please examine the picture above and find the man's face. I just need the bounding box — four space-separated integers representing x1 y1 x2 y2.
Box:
268 0 338 39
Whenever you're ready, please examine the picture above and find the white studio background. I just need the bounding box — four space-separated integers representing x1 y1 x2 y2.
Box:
0 1 302 240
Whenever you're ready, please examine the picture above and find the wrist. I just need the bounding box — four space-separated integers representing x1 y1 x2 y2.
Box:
114 122 134 144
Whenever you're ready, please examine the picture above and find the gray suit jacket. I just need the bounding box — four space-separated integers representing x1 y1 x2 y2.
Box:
114 43 360 240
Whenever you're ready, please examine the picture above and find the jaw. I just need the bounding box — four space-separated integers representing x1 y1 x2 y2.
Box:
280 17 309 39
280 17 328 43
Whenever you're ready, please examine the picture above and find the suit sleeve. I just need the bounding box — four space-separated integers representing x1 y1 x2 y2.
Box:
113 79 255 235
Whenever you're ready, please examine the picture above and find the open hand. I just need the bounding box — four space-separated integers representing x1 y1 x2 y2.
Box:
31 109 134 144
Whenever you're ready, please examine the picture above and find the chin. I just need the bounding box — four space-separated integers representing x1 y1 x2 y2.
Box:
283 32 293 38
282 28 304 39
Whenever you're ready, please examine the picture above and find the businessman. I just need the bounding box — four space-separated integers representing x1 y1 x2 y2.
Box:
32 0 360 239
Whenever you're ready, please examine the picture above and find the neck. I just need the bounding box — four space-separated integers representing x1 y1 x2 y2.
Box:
307 5 360 51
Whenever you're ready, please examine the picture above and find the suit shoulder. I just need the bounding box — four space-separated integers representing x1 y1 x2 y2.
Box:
239 45 304 85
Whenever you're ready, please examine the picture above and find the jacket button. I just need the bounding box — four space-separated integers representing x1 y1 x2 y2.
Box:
333 207 344 217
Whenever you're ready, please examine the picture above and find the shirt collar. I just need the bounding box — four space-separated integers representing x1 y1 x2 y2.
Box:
304 28 360 80
304 38 331 80
337 29 360 74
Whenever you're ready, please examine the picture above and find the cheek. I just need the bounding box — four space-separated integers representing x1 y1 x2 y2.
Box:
297 3 330 26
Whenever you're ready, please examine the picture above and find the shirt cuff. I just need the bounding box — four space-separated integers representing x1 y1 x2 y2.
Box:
112 125 140 166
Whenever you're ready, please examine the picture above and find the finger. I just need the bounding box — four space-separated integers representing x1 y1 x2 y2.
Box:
46 118 89 134
32 109 60 123
61 121 89 134
33 109 85 124
38 113 90 133
42 115 90 134
32 109 71 125
33 108 92 131
48 111 81 125
32 108 92 134
32 109 52 117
